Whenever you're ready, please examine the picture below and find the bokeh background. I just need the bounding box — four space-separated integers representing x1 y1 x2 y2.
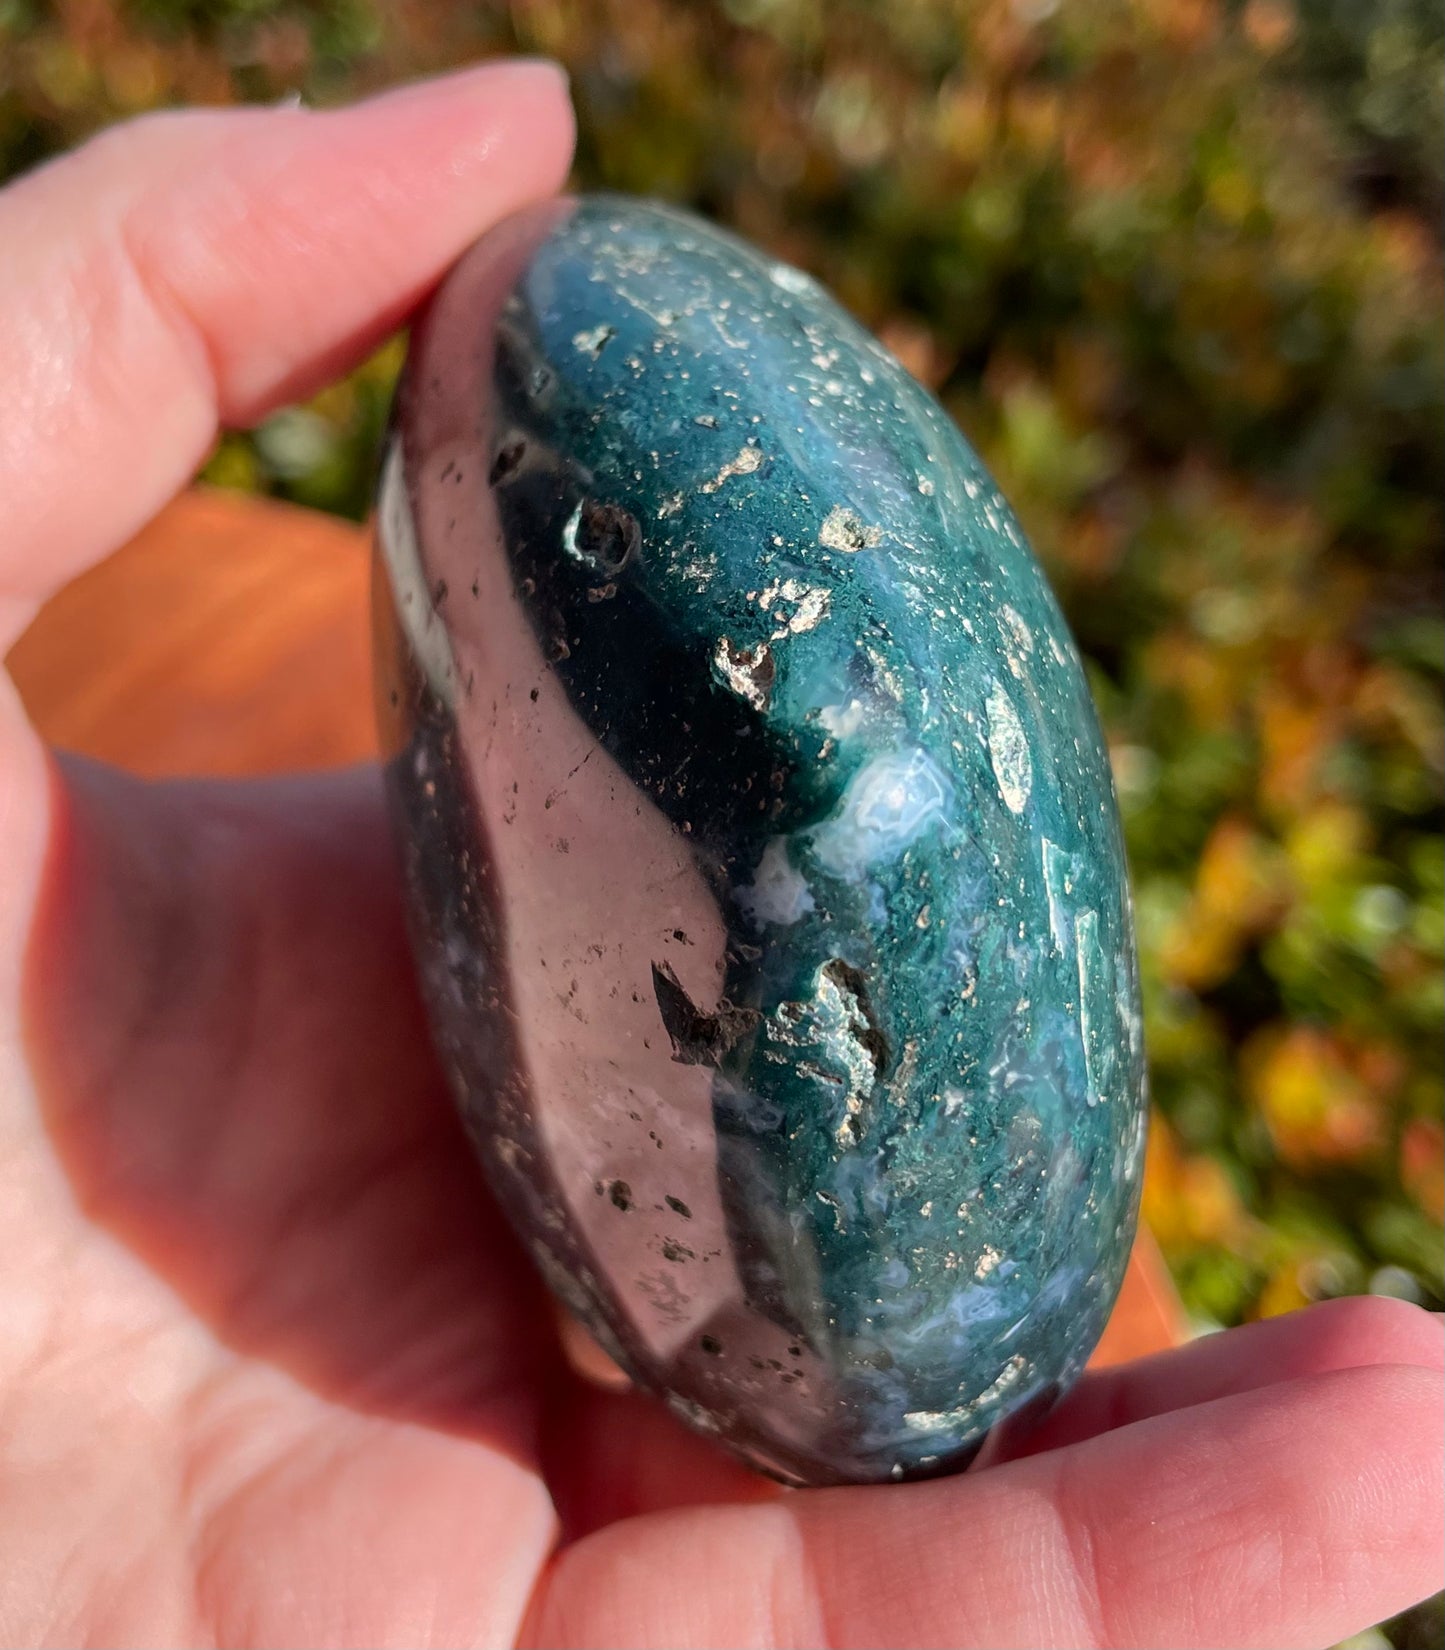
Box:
2 1 1441 1641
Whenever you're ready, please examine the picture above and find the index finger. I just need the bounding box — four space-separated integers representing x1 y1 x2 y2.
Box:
0 61 572 1073
0 59 574 651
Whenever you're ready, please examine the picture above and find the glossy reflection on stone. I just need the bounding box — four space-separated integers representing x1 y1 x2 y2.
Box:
373 196 1147 1486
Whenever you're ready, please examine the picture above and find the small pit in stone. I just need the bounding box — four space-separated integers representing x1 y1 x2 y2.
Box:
489 437 527 486
652 961 761 1066
565 498 641 576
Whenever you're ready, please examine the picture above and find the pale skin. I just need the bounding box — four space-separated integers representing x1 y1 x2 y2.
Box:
0 60 1439 1650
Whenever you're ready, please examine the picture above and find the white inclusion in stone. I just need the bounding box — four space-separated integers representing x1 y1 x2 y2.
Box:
1041 838 1074 956
784 586 832 634
818 698 867 740
902 1407 967 1432
712 636 774 711
1122 966 1145 1061
769 261 818 295
377 443 458 703
972 1354 1027 1407
901 1281 1016 1347
985 681 1032 815
759 577 832 638
1075 907 1102 1105
1124 1101 1147 1178
734 838 815 928
1000 603 1034 655
700 443 763 493
819 504 883 552
571 322 616 356
810 748 952 880
974 1244 1003 1280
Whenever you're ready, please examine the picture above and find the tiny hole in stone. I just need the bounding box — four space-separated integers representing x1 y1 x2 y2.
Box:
489 437 527 486
564 498 641 575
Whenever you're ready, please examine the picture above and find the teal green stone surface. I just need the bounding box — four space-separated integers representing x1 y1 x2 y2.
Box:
376 195 1147 1485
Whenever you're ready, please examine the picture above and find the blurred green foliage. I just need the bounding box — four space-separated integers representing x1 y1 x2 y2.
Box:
2 0 1441 1337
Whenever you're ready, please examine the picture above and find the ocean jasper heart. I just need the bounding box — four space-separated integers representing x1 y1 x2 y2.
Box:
373 195 1147 1486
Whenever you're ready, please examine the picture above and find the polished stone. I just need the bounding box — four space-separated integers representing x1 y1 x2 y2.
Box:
373 195 1147 1485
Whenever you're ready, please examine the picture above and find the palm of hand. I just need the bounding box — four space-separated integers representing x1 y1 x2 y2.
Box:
0 63 1439 1650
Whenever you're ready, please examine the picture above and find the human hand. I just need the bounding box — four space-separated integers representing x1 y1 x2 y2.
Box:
0 62 1440 1649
